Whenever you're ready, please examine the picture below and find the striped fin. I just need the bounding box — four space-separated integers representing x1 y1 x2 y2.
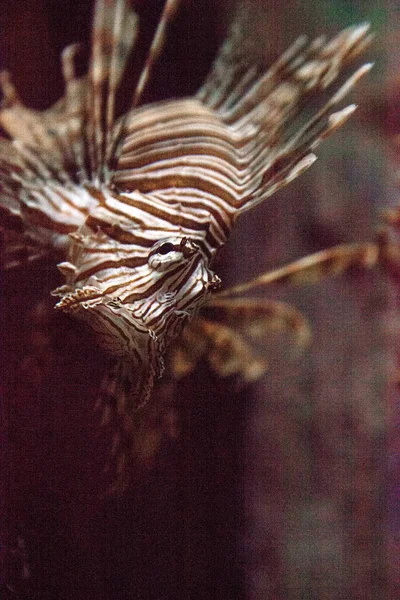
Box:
0 50 87 170
4 46 93 198
93 358 150 492
199 21 372 119
0 2 138 182
170 298 310 382
116 23 372 221
171 241 380 383
92 338 168 492
87 0 138 182
132 0 182 107
52 292 164 491
0 228 48 270
0 0 183 187
1 0 139 186
217 242 379 298
198 21 373 213
0 46 91 263
93 359 175 493
0 135 99 265
0 1 140 264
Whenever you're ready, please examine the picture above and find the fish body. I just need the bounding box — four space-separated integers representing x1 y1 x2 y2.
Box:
0 1 372 444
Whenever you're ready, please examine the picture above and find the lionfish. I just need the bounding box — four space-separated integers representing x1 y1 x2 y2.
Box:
0 0 374 478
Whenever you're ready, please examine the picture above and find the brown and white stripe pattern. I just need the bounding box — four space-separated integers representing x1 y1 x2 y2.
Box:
0 1 372 449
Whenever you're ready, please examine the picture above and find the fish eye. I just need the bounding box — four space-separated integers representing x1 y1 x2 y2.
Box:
148 238 185 272
148 237 199 272
157 242 175 255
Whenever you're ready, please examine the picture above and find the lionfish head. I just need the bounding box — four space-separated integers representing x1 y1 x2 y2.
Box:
53 204 220 374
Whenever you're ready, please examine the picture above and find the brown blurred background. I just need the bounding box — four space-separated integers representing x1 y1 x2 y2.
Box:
0 0 398 599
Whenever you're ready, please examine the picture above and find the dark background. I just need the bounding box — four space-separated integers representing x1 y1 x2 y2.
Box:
0 0 398 598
